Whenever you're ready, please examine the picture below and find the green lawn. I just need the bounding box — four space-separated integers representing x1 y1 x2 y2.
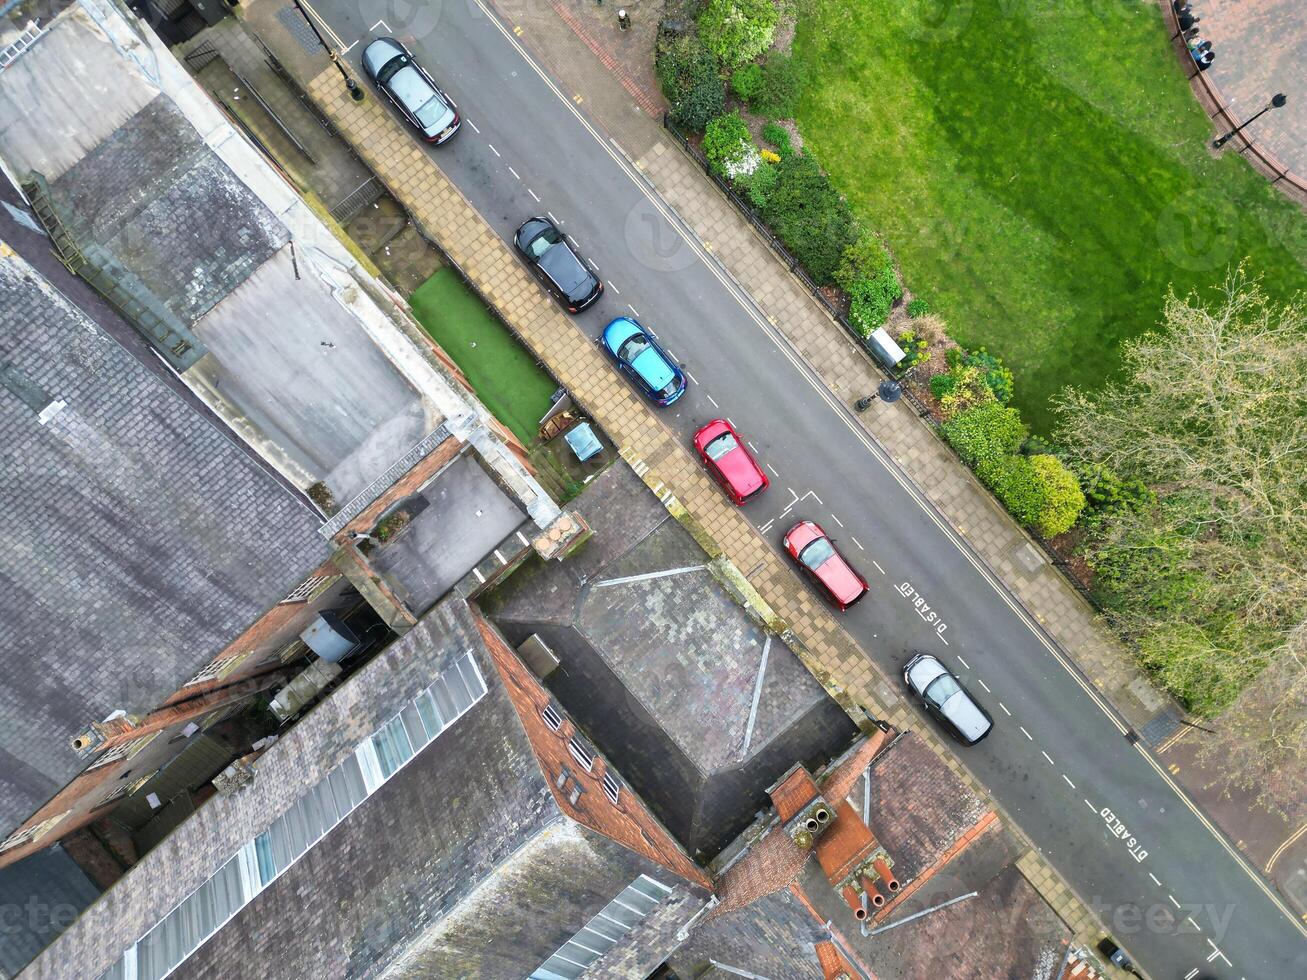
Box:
409 268 557 445
792 0 1307 433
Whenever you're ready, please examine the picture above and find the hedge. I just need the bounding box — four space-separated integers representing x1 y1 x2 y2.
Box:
760 153 858 285
657 35 725 132
941 403 1026 469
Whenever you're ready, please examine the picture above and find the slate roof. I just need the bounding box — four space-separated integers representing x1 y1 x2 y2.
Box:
0 242 328 840
25 597 704 980
480 463 857 859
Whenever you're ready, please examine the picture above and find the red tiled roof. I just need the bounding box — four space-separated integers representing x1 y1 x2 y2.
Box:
818 729 890 803
814 800 878 885
769 764 822 822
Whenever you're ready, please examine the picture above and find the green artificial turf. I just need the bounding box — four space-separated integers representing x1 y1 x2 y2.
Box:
792 0 1307 433
409 268 557 445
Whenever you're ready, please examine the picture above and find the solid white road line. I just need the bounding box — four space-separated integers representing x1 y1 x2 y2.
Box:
593 565 705 588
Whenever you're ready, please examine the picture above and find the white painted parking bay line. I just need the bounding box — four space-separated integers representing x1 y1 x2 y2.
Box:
1020 726 1033 740
831 514 844 528
747 440 758 451
977 678 990 692
1149 872 1162 886
466 119 480 133
592 565 705 588
956 655 970 670
686 370 699 385
1062 774 1076 789
508 166 520 179
706 393 719 408
1169 894 1181 909
370 18 390 31
766 463 779 476
628 304 640 317
547 210 558 222
998 701 1011 716
488 143 500 156
1186 916 1201 932
1084 798 1095 811
1041 750 1054 765
527 187 540 202
606 280 620 294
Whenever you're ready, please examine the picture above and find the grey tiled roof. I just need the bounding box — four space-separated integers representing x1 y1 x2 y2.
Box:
49 95 288 324
0 249 327 839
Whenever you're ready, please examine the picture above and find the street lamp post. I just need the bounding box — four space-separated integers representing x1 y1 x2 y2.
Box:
290 0 364 102
1213 93 1286 149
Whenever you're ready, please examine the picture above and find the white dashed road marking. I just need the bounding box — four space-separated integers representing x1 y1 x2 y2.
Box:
527 187 540 202
488 143 500 156
628 304 639 317
1062 774 1076 789
977 679 990 692
508 165 520 179
956 655 970 670
1020 726 1033 740
766 463 779 476
831 514 844 528
1041 750 1054 765
1169 894 1181 909
606 280 620 294
685 370 699 385
1149 873 1162 886
466 119 480 133
998 702 1011 716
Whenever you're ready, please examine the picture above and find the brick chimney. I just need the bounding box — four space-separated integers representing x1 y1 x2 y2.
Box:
812 801 898 912
766 764 834 850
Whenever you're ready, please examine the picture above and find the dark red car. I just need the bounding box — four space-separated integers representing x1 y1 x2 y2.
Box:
783 520 868 610
694 419 768 505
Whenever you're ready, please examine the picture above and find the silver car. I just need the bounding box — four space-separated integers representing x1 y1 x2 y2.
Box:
361 38 460 144
903 652 993 745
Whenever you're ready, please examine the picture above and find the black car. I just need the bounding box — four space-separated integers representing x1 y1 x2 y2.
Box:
361 38 460 145
514 217 602 313
903 652 993 745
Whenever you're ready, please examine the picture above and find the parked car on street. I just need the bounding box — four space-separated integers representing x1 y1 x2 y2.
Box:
361 38 460 145
694 419 768 504
514 217 602 313
782 520 868 610
902 652 993 745
601 317 686 406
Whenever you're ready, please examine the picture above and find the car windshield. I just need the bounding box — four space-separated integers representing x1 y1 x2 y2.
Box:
376 55 407 84
527 229 559 259
412 95 448 129
616 334 651 363
798 537 835 571
704 432 739 461
925 673 962 707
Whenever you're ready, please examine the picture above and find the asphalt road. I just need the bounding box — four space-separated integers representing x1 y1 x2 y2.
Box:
303 2 1306 975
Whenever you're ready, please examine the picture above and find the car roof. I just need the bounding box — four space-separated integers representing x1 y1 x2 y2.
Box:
537 242 590 296
814 551 864 603
387 63 437 112
938 689 992 742
630 347 675 390
906 654 948 692
712 440 764 493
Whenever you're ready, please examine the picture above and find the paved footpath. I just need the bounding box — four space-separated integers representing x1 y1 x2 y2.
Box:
302 56 1116 970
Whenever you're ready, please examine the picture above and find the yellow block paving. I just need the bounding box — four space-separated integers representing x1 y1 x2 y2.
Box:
307 72 1121 968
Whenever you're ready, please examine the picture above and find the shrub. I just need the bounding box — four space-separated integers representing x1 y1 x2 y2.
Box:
704 111 760 179
731 63 764 102
895 329 929 371
835 230 892 292
760 153 857 285
759 148 781 164
958 347 1014 403
740 161 779 209
657 35 725 132
698 0 779 69
753 53 805 118
907 297 930 317
761 121 792 157
941 403 1026 470
1074 462 1154 514
983 454 1085 537
847 265 902 337
934 364 994 416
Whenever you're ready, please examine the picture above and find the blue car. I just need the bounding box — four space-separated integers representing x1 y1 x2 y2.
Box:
601 317 686 406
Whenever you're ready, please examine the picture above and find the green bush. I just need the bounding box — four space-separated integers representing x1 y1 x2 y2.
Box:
1074 462 1154 514
760 153 857 285
657 35 725 132
761 121 793 157
835 230 893 293
941 403 1026 469
703 111 755 178
907 297 930 317
847 265 902 337
731 63 764 102
895 329 929 370
958 347 1014 403
740 161 779 209
753 53 806 118
983 454 1085 537
698 0 780 69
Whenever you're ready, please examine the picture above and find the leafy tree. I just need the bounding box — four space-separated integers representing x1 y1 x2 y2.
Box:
698 0 780 69
1055 268 1307 815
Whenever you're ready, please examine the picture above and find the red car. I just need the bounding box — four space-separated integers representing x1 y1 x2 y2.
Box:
783 520 868 610
694 419 769 505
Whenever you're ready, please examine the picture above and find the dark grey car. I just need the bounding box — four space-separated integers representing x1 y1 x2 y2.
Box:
361 38 460 144
903 652 993 745
514 217 603 313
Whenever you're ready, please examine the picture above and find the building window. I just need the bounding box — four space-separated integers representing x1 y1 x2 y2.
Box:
567 736 594 773
0 811 70 853
602 772 622 806
103 651 488 980
528 875 674 979
278 574 336 605
86 741 133 771
541 703 563 732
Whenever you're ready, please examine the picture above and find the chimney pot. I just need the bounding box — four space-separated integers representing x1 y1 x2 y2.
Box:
840 885 867 921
